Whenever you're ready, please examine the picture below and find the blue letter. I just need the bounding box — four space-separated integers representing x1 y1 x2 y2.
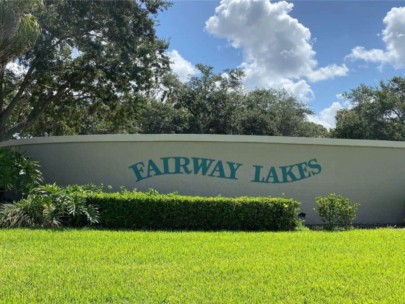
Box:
227 162 242 180
280 165 298 183
308 158 322 175
160 157 174 175
192 157 215 176
209 161 226 178
129 162 146 182
147 159 163 178
265 166 281 184
174 157 192 174
251 165 268 183
296 162 312 179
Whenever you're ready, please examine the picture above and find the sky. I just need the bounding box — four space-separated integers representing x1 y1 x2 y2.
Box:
155 0 405 128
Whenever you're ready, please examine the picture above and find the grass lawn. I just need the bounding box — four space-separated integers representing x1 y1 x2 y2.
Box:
0 229 404 303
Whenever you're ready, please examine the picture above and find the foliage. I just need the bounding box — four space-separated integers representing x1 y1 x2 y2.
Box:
0 229 404 303
155 65 244 134
295 121 329 138
141 65 328 137
138 98 190 134
85 191 301 231
0 147 43 199
332 76 405 141
238 89 320 136
0 0 170 140
0 184 99 227
0 0 42 71
1 0 328 140
315 193 360 230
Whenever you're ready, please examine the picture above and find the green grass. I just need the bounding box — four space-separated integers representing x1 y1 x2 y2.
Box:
0 229 404 303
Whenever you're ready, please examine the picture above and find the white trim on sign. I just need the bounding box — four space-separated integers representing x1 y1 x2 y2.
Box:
1 134 405 149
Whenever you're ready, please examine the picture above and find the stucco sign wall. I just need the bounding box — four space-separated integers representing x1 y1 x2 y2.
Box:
1 134 404 224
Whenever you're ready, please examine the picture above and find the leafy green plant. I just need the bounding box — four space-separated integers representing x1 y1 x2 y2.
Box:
0 184 99 228
315 194 360 230
0 148 43 200
0 198 44 228
85 191 301 231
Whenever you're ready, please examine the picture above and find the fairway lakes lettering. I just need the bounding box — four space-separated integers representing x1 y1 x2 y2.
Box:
129 157 321 184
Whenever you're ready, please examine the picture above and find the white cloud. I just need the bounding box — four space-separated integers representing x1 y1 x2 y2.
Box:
240 60 315 101
307 101 344 129
167 49 197 82
205 0 348 101
307 64 349 82
279 79 314 103
347 47 388 64
346 7 405 69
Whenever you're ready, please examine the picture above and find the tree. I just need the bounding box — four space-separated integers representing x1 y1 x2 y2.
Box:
0 0 42 72
149 65 244 134
332 77 405 141
0 0 170 141
138 99 190 134
238 89 321 137
295 121 328 138
140 65 327 137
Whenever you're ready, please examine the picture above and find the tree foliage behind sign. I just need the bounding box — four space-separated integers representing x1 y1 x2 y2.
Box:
139 65 328 137
0 1 329 140
332 76 405 141
0 0 170 140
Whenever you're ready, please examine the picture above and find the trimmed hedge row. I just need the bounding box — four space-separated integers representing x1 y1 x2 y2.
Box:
85 192 300 231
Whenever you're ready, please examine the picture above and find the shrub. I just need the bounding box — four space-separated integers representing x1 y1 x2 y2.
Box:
84 191 301 231
315 194 359 230
0 184 99 228
0 148 43 200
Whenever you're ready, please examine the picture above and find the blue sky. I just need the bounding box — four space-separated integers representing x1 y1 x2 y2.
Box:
155 0 405 128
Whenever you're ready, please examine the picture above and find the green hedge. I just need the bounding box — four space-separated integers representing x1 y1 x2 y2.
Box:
85 192 300 231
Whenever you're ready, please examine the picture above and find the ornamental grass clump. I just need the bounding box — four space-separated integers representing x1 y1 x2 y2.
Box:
315 193 359 230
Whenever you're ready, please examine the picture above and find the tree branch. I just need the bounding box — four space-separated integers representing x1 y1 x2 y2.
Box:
0 63 35 127
5 83 71 138
0 33 65 129
0 69 4 113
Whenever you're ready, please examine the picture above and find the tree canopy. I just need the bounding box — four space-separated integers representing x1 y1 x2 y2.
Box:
139 65 328 137
0 0 170 141
0 1 329 140
332 76 405 141
0 0 42 71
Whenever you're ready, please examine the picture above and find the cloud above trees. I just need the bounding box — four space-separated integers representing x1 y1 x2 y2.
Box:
167 49 198 82
347 7 405 69
307 101 343 129
205 0 348 101
167 1 405 129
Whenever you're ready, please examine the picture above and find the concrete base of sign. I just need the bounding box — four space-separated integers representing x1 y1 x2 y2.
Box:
1 134 404 225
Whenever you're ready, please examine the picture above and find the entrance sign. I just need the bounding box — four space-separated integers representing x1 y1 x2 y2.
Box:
129 156 322 184
1 134 404 224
